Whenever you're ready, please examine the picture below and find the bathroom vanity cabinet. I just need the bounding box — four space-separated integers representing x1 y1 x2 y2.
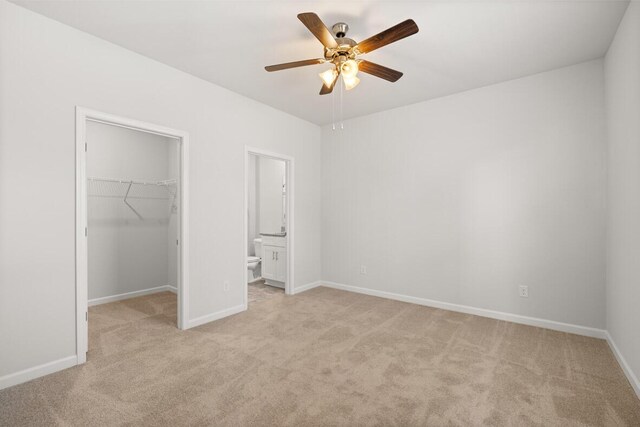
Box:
261 234 286 287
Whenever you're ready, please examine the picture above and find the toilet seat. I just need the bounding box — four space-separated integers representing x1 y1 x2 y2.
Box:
247 256 260 263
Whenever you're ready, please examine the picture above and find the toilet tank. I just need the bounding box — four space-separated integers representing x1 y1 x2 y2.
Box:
253 238 263 258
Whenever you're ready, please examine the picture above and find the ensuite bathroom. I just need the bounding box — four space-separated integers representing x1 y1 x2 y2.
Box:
247 153 287 303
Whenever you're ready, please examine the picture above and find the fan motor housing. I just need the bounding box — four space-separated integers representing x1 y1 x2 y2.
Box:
325 23 357 61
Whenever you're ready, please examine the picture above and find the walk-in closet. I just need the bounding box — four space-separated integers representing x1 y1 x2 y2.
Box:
85 120 180 355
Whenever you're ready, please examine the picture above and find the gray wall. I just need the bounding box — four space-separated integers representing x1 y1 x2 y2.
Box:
0 0 322 379
605 0 640 393
87 121 177 300
322 60 607 329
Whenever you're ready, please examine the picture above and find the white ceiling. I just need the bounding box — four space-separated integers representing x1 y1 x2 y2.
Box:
12 0 628 125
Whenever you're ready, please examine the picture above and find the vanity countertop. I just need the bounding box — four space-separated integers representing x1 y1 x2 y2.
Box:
260 232 287 237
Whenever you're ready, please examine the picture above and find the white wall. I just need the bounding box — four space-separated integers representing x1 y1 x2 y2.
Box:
86 121 176 300
0 0 321 380
258 157 286 234
605 0 640 394
322 60 607 329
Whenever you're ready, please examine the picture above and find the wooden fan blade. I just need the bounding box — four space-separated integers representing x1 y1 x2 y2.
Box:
265 58 325 72
358 60 403 82
354 19 419 54
298 12 338 49
319 74 339 95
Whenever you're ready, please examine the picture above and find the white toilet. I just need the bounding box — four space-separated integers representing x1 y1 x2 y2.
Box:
247 238 262 282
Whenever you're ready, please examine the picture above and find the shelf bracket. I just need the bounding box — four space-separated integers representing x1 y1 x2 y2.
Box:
124 181 144 220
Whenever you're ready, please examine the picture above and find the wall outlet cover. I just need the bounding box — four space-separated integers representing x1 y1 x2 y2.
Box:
360 265 367 275
224 281 230 291
519 285 529 298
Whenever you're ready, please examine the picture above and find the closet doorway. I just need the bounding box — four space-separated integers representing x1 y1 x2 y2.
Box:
75 108 189 364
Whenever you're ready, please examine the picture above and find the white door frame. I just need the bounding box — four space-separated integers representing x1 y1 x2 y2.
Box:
244 146 295 304
75 107 190 364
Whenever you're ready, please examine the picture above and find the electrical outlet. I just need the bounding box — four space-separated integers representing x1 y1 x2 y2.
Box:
360 265 367 275
519 285 529 298
223 281 230 292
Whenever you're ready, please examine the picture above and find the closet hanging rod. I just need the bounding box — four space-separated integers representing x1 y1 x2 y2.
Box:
88 176 176 186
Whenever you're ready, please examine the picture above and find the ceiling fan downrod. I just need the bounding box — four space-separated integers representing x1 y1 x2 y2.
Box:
331 22 349 38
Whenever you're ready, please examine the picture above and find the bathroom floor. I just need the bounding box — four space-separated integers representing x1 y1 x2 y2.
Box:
248 279 284 303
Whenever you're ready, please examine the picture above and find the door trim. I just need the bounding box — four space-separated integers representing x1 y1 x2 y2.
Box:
75 107 190 364
244 146 295 305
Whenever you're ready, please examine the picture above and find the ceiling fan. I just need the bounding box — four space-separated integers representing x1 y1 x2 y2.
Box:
265 13 419 95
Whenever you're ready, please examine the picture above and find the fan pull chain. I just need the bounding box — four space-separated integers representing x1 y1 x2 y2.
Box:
330 75 345 131
332 83 336 131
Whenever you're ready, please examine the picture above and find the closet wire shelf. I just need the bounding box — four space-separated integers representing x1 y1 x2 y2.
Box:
87 177 177 220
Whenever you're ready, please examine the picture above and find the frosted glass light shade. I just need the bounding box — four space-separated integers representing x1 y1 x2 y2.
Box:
343 75 360 90
319 68 338 87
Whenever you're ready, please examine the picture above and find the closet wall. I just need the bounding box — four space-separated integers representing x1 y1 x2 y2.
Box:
87 121 178 301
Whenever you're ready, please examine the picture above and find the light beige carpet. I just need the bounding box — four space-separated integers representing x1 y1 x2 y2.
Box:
1 287 639 426
248 280 284 303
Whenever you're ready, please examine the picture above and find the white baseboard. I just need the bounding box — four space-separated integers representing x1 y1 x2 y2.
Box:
292 280 322 295
321 281 607 339
0 355 77 391
186 304 247 329
248 277 263 284
88 285 176 306
605 332 640 399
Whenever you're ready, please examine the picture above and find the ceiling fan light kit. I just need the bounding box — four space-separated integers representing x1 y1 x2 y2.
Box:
265 12 419 95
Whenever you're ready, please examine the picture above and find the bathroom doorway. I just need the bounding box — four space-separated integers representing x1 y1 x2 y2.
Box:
244 147 294 306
